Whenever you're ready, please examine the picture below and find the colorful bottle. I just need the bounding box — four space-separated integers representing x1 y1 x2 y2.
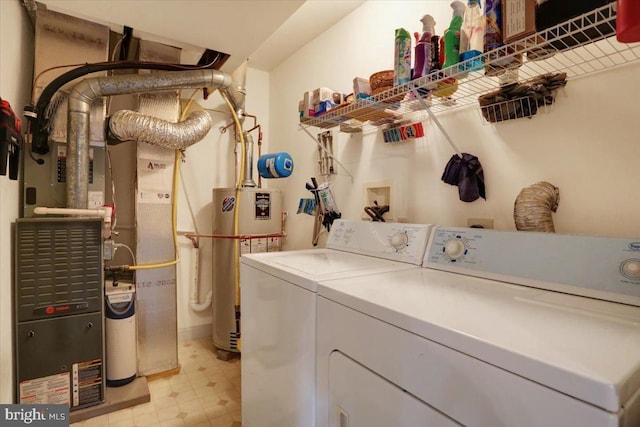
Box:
617 0 640 43
484 0 502 54
459 0 485 71
442 1 466 71
394 28 412 86
431 34 441 70
413 15 436 80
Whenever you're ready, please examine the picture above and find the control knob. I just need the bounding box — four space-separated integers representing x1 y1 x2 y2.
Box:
390 232 409 250
444 239 466 259
621 259 640 280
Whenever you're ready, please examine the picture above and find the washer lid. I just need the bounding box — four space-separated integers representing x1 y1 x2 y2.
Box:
241 249 419 292
317 268 640 412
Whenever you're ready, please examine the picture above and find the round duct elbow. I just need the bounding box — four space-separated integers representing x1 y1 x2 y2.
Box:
108 109 213 149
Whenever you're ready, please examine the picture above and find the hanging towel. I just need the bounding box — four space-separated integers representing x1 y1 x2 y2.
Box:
441 153 486 202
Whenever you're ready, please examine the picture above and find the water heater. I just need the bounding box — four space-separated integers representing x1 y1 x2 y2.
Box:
212 187 282 356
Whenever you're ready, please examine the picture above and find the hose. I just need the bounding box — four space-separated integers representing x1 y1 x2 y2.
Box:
127 148 181 271
221 91 246 349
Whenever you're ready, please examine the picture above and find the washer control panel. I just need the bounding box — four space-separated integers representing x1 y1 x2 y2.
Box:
425 227 640 305
327 220 432 265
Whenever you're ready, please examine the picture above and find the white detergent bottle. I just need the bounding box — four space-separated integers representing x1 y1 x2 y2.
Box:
460 0 485 72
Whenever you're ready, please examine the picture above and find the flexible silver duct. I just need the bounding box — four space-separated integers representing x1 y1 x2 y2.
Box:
67 69 238 208
108 110 212 149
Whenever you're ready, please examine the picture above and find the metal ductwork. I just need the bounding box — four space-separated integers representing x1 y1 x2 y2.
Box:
67 69 242 209
241 132 257 188
220 58 248 124
108 110 213 149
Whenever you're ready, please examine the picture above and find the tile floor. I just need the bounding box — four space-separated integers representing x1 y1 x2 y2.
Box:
71 338 241 427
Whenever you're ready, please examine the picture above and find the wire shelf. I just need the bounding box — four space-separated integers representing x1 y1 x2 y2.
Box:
301 2 640 132
478 92 558 124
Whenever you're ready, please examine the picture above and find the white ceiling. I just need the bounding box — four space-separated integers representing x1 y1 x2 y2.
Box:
38 0 365 72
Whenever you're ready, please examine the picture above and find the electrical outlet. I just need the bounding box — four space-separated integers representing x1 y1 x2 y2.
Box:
467 217 494 229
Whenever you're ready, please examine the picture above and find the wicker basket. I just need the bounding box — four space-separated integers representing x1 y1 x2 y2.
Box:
370 70 404 103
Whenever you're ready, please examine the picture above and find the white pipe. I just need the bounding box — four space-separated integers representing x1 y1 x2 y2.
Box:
189 247 212 312
33 207 107 216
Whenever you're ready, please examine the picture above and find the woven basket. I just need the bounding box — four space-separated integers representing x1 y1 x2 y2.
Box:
513 182 559 233
370 70 404 103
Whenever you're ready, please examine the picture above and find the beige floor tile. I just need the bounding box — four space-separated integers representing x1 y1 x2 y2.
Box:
209 414 233 427
133 412 160 426
187 374 213 389
69 339 240 427
156 404 182 422
159 419 186 427
171 380 194 393
177 398 203 413
131 401 156 418
203 401 228 420
182 410 209 426
153 394 180 409
82 413 109 427
174 389 198 404
193 384 218 400
107 408 133 424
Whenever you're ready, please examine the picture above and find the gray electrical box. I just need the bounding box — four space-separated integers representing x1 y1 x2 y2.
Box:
23 142 106 217
14 218 104 410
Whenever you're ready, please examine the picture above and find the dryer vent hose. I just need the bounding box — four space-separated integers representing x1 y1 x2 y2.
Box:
513 181 559 233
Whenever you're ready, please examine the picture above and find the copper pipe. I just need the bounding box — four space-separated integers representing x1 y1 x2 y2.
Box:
185 211 287 242
185 232 285 241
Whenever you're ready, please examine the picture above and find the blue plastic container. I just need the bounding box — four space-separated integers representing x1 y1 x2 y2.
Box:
257 152 294 179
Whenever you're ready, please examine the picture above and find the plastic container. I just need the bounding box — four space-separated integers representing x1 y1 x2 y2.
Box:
394 28 412 86
442 1 467 70
413 15 436 80
617 0 640 43
257 152 294 179
460 0 485 71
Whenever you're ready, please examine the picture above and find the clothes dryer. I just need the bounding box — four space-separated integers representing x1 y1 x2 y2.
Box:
316 226 640 427
240 220 432 427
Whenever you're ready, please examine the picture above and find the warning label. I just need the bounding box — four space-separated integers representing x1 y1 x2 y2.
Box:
255 192 271 220
19 373 70 405
73 359 103 407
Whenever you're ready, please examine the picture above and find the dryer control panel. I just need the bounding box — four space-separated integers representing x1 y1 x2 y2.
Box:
326 220 431 265
425 227 640 306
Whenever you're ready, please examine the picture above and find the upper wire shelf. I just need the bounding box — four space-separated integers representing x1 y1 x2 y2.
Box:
301 2 640 131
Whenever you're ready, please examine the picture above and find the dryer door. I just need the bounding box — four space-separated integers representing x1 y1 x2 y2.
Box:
328 351 460 427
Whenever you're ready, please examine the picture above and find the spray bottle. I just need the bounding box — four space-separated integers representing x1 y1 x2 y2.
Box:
413 15 436 80
442 1 466 71
394 28 412 86
459 0 485 71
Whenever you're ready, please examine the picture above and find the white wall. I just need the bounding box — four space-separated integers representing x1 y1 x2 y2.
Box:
0 0 34 403
269 0 640 251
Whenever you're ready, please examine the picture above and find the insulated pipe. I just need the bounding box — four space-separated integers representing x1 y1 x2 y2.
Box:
189 247 212 312
67 69 233 209
108 110 213 149
33 206 106 216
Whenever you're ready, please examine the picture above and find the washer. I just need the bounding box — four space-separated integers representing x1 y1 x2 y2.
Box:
316 226 640 427
240 219 432 427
